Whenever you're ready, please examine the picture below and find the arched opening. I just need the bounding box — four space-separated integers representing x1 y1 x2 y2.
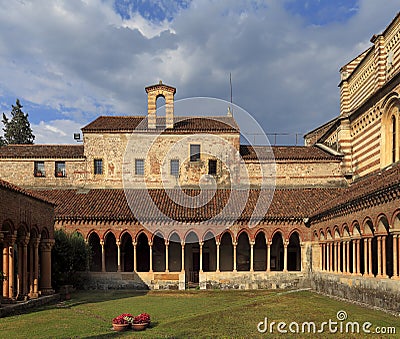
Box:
168 233 181 272
104 232 117 272
220 232 233 271
121 232 133 272
203 231 217 272
254 232 267 271
185 232 200 283
88 232 102 272
377 216 393 278
152 233 166 272
381 100 399 167
136 233 150 272
288 232 301 271
237 232 250 271
270 232 284 271
156 95 166 120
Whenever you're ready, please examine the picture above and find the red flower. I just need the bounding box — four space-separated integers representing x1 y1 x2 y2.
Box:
133 313 151 324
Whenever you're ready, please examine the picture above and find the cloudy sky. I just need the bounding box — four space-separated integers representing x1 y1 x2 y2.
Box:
0 0 399 144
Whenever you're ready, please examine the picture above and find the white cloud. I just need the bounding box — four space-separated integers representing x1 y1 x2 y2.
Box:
32 120 83 144
0 0 399 144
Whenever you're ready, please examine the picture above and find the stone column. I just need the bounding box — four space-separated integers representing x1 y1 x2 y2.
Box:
346 241 350 274
342 241 346 273
382 235 387 277
266 241 271 272
283 241 288 272
100 240 106 272
326 242 331 272
132 241 137 272
338 241 342 273
116 240 121 272
377 236 382 277
216 241 220 272
356 239 361 275
233 242 237 272
22 235 30 297
319 243 323 271
8 235 16 298
181 241 185 272
368 238 373 276
352 240 356 275
165 241 169 273
33 238 40 297
333 242 338 273
39 239 55 295
199 242 203 273
29 241 34 295
393 234 399 279
149 242 153 273
2 243 9 298
363 238 368 276
250 241 254 272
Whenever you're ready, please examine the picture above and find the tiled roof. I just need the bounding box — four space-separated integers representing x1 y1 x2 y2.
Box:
240 145 340 161
311 162 400 217
36 187 342 222
82 116 239 133
0 179 54 205
0 145 84 159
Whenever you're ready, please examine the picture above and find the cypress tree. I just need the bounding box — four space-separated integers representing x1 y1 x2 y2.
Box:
2 99 35 144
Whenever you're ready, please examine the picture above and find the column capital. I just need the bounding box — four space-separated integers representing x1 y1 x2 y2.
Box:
40 239 55 251
199 241 204 247
216 241 220 246
181 241 185 247
116 240 121 246
132 241 137 246
164 240 169 246
100 239 105 246
250 241 255 246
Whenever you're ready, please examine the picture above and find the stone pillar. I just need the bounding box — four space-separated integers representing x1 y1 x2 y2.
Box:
33 238 40 297
346 241 350 274
342 241 346 274
29 241 34 295
337 241 341 273
21 235 29 297
181 242 185 272
250 241 254 272
319 243 323 271
165 241 169 273
39 239 55 295
100 240 106 273
233 242 237 272
382 235 387 277
326 242 331 272
333 242 338 273
363 238 368 276
8 235 16 298
116 240 121 272
356 239 361 275
199 242 203 273
377 236 382 277
2 243 9 298
216 241 220 272
368 238 373 276
393 234 399 279
352 240 356 275
266 241 270 272
283 241 288 272
133 241 137 272
149 242 153 273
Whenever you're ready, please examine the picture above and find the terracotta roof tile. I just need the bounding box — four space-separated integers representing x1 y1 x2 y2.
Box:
82 116 239 133
37 187 341 222
240 145 340 161
0 145 84 159
0 179 54 205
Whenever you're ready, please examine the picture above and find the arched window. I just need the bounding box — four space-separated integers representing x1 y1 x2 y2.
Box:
392 115 396 163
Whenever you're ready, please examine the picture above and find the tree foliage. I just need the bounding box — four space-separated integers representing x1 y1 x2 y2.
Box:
52 229 91 290
2 99 35 144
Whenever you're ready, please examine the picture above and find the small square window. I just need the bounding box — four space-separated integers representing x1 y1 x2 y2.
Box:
135 159 144 175
94 159 103 175
208 159 217 175
34 161 45 177
55 161 66 177
190 144 200 162
170 159 180 176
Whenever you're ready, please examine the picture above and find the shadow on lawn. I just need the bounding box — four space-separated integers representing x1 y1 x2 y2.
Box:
83 321 160 338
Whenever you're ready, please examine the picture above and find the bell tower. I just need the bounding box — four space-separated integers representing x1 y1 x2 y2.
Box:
145 80 176 129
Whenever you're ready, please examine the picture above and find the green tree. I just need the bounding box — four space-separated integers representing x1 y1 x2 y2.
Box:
52 229 91 290
2 99 35 144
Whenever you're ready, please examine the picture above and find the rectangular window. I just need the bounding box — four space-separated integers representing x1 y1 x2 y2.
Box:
135 159 145 175
190 144 201 162
55 161 66 177
170 159 180 176
94 159 103 175
208 159 217 175
34 161 45 177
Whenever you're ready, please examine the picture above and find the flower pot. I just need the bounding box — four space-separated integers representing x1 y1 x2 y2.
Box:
112 323 129 332
132 322 148 331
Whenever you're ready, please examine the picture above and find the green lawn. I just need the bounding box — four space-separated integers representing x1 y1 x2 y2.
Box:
0 289 398 338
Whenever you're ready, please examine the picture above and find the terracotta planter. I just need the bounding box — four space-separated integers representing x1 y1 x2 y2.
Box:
112 323 129 332
132 322 148 331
